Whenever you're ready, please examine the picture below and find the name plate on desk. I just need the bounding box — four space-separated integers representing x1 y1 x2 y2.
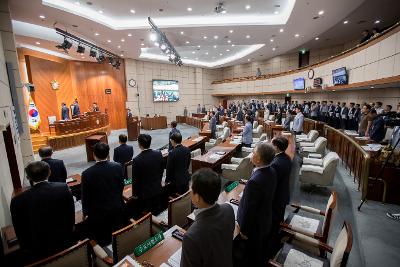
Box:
124 178 132 186
133 231 164 257
225 181 239 192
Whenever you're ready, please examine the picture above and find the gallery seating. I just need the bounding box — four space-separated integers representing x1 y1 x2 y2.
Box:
299 152 339 187
221 153 253 181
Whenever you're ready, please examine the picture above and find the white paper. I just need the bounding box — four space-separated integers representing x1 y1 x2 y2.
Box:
167 248 182 267
113 255 142 267
289 215 320 234
209 154 223 160
284 249 323 267
66 177 74 183
239 192 243 198
74 200 82 213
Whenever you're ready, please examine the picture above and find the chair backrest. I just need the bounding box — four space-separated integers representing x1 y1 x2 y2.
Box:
48 116 57 125
222 127 231 140
259 133 267 142
26 239 91 267
168 191 192 227
268 115 275 121
256 125 263 133
112 213 152 263
215 137 223 145
203 114 209 120
237 155 253 179
308 130 319 142
222 121 228 128
314 137 327 155
383 127 394 142
321 191 337 243
253 120 258 129
330 222 353 267
191 148 201 158
125 161 133 180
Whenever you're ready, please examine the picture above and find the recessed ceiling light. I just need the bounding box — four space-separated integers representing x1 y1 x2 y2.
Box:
81 56 85 59
39 15 46 19
245 5 251 10
187 7 192 12
120 54 124 57
219 53 223 56
227 40 231 43
270 39 274 42
180 31 184 35
214 35 218 39
272 47 276 51
343 20 349 24
246 35 250 38
130 9 135 14
141 43 144 46
205 52 209 55
117 45 121 48
375 20 380 24
195 57 199 60
107 40 111 43
36 42 40 45
197 45 201 48
213 45 217 48
315 37 319 40
294 34 299 37
203 36 207 39
370 86 375 88
94 32 99 36
185 41 190 44
98 10 103 14
318 10 324 15
226 49 230 52
154 42 159 46
121 39 125 42
192 51 196 54
229 30 233 33
274 11 279 14
279 28 284 33
231 44 235 47
128 33 132 37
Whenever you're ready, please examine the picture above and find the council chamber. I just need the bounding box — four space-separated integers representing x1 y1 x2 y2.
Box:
0 0 400 266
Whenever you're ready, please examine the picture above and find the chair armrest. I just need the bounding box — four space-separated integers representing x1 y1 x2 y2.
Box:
90 240 113 266
300 142 315 147
302 147 317 152
308 153 322 158
280 222 317 238
230 157 243 165
303 158 323 166
151 215 168 228
300 165 324 174
242 147 253 153
281 228 332 253
221 164 238 171
297 137 311 142
268 260 282 267
290 204 324 215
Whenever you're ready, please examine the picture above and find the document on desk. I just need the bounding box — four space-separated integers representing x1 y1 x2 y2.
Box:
289 215 319 234
167 248 182 267
362 144 382 152
225 201 239 218
209 153 223 160
113 255 142 267
284 249 323 267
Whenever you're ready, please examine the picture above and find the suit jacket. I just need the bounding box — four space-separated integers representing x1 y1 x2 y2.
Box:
201 107 206 113
166 144 191 187
369 116 385 142
132 149 163 200
181 204 235 267
42 158 67 183
72 104 80 116
10 182 74 260
341 107 349 120
210 116 217 138
237 166 277 259
113 144 134 166
293 113 304 132
61 106 70 120
169 128 181 151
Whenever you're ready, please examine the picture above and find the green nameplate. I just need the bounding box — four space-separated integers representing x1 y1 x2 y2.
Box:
124 178 132 186
225 181 239 192
133 231 164 257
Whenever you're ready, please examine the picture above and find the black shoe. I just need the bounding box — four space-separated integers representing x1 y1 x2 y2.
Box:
386 213 400 221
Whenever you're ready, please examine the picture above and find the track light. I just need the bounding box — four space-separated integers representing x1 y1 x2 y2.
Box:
160 43 167 50
107 56 114 64
97 53 105 63
76 44 85 54
89 48 97 58
56 38 72 53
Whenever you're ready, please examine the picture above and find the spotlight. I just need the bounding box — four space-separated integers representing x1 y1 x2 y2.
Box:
170 53 176 60
107 56 114 65
76 44 85 54
89 48 97 57
160 43 167 50
97 53 105 63
150 32 157 41
56 38 72 53
113 59 121 69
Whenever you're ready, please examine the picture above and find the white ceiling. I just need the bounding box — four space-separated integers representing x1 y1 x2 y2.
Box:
9 0 375 68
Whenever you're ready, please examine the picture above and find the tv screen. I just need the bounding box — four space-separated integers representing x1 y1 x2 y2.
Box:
293 78 305 90
152 80 179 102
332 67 348 85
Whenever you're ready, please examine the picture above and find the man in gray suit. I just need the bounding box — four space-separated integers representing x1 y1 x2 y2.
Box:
181 168 235 267
209 111 217 139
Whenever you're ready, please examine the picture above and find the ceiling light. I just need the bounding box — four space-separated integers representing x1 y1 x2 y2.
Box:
294 34 299 37
39 15 46 19
318 10 324 15
213 45 217 48
81 56 85 59
154 42 159 46
343 20 349 24
98 10 103 14
203 36 207 39
227 40 231 43
121 39 125 42
270 39 274 42
120 54 124 57
150 33 157 41
315 37 319 40
246 35 250 38
219 53 223 56
229 30 234 33
107 40 111 43
187 7 192 12
205 52 209 55
56 38 72 53
231 44 235 47
226 49 230 52
272 47 276 51
375 20 380 24
280 28 284 33
180 31 184 35
214 35 218 39
185 41 190 44
197 45 201 48
76 44 85 53
130 9 135 14
248 58 251 61
36 42 40 45
94 32 99 36
128 33 132 37
192 51 195 54
117 45 121 48
160 43 166 50
141 43 144 46
274 11 279 14
245 5 251 10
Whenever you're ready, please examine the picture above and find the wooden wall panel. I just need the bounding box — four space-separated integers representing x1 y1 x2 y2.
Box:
22 51 126 132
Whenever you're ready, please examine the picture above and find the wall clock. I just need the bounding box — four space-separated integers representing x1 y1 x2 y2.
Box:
128 79 137 87
308 69 315 79
50 80 60 90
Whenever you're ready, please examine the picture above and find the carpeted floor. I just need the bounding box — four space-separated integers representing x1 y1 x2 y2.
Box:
37 124 400 266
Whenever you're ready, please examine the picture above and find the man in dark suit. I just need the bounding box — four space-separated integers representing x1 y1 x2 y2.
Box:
169 121 181 151
38 146 67 183
270 136 292 256
340 102 349 130
201 105 206 113
61 102 70 120
81 142 126 246
181 168 235 267
72 99 80 118
166 132 191 195
210 111 217 139
113 134 134 167
10 161 74 263
237 142 277 266
132 134 164 214
367 109 385 142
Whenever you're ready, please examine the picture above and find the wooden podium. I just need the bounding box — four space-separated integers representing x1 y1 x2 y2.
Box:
127 116 140 141
85 132 108 162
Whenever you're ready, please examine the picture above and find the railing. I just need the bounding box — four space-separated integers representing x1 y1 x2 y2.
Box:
176 116 204 129
303 118 370 200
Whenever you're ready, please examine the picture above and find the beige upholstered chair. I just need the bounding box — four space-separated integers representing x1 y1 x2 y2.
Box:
91 213 152 266
252 125 264 138
26 239 92 267
300 137 327 158
252 133 268 146
296 130 319 143
269 221 352 267
189 148 202 173
201 114 210 121
205 136 223 151
253 120 258 129
216 121 228 131
217 126 231 140
241 146 254 157
281 192 337 245
268 115 275 121
152 191 192 230
264 109 270 121
299 152 339 187
221 153 253 181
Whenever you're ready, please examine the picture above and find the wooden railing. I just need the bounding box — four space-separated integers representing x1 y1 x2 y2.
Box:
303 118 371 200
176 116 205 129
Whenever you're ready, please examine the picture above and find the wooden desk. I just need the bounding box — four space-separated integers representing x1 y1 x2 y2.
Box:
136 225 184 266
191 143 238 173
85 133 108 162
192 113 205 118
181 136 207 153
141 116 167 130
127 117 140 141
199 123 211 141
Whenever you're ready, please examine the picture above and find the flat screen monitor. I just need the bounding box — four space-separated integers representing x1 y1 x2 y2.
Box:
293 78 305 90
332 67 348 85
152 80 179 102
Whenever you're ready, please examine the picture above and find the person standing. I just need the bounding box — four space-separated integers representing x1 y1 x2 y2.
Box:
113 134 134 167
201 104 206 113
242 115 253 147
92 102 99 112
11 161 74 263
347 103 356 130
127 108 133 118
181 168 235 267
168 121 181 151
237 143 277 266
310 101 318 120
210 111 217 139
38 146 67 183
358 104 371 136
320 101 328 122
292 106 304 135
166 132 191 195
334 102 342 129
72 99 80 118
61 102 70 120
197 104 202 113
328 101 335 126
367 109 385 142
340 102 349 130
